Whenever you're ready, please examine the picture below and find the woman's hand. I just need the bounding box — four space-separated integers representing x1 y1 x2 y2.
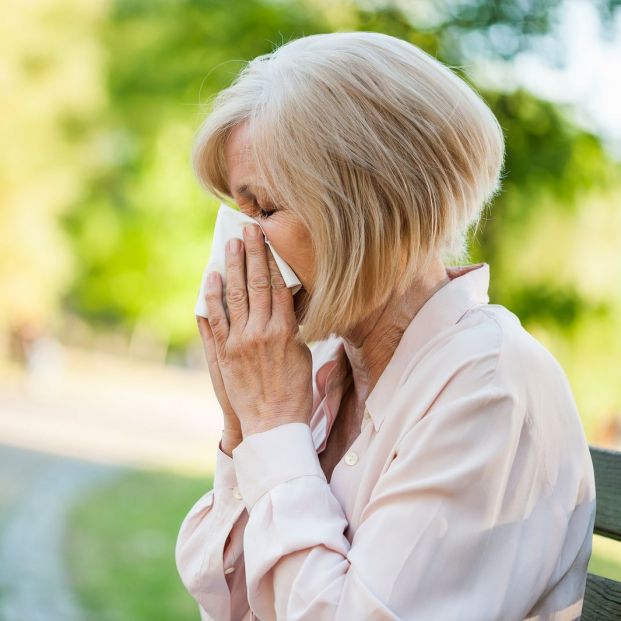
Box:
196 315 243 451
204 223 313 438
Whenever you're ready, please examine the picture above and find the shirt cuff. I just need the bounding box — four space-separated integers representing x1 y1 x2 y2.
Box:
213 439 239 492
232 422 326 511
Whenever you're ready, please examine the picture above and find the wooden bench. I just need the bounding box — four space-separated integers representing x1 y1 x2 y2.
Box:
581 445 621 620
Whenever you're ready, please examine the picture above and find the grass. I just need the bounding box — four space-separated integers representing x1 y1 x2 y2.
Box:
66 467 213 621
66 469 621 620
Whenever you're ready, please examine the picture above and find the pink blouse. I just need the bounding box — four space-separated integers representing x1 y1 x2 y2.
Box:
175 262 596 621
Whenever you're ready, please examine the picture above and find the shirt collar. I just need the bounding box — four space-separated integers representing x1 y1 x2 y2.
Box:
313 262 490 432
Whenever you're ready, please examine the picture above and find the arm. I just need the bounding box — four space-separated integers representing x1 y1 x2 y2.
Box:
231 381 591 621
175 436 250 621
175 334 331 621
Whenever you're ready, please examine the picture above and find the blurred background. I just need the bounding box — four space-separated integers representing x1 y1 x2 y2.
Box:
1 0 620 619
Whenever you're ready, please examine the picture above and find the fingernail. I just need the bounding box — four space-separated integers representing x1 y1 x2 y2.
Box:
228 238 242 254
208 271 218 285
244 224 261 238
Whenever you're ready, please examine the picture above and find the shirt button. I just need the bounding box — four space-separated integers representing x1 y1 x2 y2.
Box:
232 486 242 499
344 451 358 466
224 567 235 574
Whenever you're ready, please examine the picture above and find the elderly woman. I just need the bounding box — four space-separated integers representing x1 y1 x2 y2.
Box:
175 31 596 621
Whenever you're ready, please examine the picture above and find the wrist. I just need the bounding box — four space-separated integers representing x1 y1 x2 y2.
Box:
241 418 307 438
220 429 243 457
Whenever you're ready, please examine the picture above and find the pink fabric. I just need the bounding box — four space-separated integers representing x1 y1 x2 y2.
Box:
175 262 596 621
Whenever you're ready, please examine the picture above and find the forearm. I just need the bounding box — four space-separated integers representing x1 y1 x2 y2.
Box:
176 433 251 621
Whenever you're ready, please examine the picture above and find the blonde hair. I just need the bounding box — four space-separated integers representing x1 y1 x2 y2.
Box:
192 31 506 343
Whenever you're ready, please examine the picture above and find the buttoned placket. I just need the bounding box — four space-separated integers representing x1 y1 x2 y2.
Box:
344 450 359 465
342 407 372 467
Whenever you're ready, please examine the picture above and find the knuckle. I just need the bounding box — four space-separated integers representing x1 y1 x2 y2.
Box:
267 322 291 340
226 286 247 307
249 274 271 291
264 325 280 341
226 340 241 358
207 315 223 331
284 319 300 337
270 273 287 289
246 327 269 345
255 333 271 347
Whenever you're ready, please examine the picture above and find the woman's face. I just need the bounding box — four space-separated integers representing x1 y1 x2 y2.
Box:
224 122 314 320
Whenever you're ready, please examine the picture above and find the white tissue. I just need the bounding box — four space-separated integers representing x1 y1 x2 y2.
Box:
195 201 303 318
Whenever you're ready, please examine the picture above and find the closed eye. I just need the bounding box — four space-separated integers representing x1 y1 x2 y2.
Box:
249 198 276 219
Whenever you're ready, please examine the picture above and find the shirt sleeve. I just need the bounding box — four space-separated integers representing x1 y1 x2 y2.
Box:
231 380 591 620
175 439 251 621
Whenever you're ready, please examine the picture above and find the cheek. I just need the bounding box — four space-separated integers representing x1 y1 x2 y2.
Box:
266 228 299 266
265 222 313 282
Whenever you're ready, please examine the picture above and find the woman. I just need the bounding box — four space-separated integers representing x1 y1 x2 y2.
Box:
175 31 596 621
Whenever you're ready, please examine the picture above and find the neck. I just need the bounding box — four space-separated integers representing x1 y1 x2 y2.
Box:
339 256 450 409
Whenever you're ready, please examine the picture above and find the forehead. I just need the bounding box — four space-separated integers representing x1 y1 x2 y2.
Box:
224 122 273 200
225 122 255 173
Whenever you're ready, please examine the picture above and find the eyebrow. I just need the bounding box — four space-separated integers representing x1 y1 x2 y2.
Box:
233 184 278 208
234 184 260 196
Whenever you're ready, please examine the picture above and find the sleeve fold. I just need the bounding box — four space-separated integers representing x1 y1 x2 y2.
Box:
175 439 249 621
228 389 575 621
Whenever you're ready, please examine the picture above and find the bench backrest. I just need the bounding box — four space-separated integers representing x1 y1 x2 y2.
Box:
581 445 621 620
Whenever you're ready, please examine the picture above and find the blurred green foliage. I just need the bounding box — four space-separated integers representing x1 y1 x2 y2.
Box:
1 0 620 430
60 0 332 352
2 0 619 619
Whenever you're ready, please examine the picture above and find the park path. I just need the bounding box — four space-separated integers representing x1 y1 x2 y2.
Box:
0 343 223 620
0 343 223 475
0 445 124 621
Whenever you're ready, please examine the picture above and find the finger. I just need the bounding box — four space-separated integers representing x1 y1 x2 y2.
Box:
197 315 217 362
243 223 271 326
204 270 230 347
197 314 230 403
224 237 249 332
265 243 295 326
196 315 223 388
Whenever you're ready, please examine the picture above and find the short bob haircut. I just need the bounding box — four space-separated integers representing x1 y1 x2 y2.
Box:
192 31 506 344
